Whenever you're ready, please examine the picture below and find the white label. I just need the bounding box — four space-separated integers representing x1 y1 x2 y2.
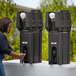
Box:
22 42 28 44
51 42 57 45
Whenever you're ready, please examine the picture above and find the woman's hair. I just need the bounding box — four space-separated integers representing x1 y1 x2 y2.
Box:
0 17 12 32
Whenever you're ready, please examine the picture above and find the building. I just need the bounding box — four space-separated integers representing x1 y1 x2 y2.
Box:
16 5 34 11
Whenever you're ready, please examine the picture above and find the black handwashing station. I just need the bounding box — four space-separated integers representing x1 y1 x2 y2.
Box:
45 10 71 64
16 10 43 64
16 10 71 65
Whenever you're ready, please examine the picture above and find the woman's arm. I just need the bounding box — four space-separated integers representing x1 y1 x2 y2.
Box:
10 51 25 59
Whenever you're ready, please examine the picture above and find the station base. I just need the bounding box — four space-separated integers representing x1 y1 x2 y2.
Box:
3 60 76 76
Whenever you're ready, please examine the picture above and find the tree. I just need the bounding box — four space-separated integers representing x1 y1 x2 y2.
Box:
68 6 76 61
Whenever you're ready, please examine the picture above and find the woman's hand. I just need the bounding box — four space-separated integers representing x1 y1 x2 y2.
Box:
18 53 26 59
10 51 26 59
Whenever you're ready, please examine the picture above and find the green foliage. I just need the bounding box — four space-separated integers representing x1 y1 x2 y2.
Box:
42 28 48 60
68 6 76 25
68 6 76 61
40 0 76 61
0 0 18 60
70 30 76 61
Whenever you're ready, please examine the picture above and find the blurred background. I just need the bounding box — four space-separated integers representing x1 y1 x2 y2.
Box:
0 0 76 62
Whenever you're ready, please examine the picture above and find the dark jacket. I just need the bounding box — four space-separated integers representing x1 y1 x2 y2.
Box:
0 31 13 60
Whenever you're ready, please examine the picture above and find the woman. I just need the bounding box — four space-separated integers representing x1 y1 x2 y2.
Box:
0 17 25 76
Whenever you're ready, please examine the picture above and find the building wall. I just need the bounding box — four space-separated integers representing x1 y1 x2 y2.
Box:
16 5 34 11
